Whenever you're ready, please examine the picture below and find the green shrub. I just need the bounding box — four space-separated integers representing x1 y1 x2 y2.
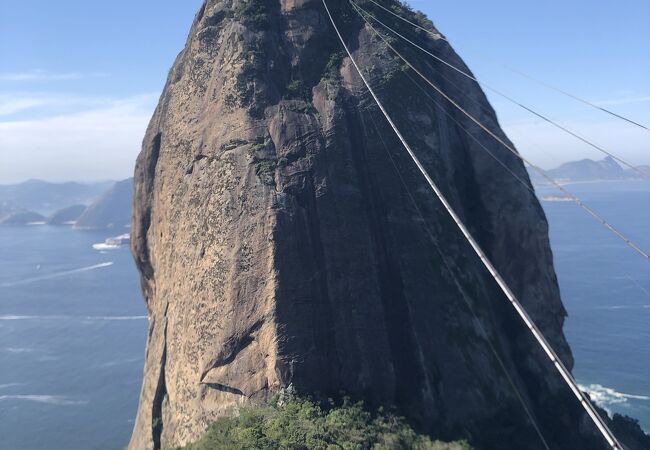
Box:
248 136 266 155
233 0 269 29
220 139 249 152
178 396 472 450
321 52 345 86
248 143 266 156
285 79 309 101
241 49 265 75
254 160 277 177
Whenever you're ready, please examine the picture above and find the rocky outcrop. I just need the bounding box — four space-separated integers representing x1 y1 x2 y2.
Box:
128 1 648 449
75 178 133 229
46 204 87 225
0 210 45 226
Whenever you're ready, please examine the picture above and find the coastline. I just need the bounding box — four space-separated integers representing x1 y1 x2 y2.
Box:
533 178 649 188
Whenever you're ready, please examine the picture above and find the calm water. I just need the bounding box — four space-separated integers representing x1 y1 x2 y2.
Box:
0 181 647 449
0 227 146 450
539 180 650 433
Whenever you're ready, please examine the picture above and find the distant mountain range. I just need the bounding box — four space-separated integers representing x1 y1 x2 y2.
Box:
0 180 113 215
47 205 88 225
0 178 133 229
0 211 46 226
75 178 133 230
528 156 649 185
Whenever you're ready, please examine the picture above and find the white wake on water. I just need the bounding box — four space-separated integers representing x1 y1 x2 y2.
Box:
88 316 147 321
597 305 650 310
94 357 143 368
0 262 114 287
580 383 650 411
2 347 36 353
0 395 87 406
0 315 146 321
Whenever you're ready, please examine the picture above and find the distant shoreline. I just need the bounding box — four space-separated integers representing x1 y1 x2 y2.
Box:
534 178 649 188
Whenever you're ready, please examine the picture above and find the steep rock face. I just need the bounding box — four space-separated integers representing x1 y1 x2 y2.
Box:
128 1 640 449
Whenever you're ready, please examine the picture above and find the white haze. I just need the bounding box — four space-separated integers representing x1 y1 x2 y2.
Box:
0 94 156 184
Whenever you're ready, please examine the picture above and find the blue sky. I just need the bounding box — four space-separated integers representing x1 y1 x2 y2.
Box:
0 0 648 183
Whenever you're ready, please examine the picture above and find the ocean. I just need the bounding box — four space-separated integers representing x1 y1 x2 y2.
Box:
539 180 650 433
0 226 146 450
0 180 647 449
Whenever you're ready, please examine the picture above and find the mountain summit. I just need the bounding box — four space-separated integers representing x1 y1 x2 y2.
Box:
528 156 649 185
128 1 648 449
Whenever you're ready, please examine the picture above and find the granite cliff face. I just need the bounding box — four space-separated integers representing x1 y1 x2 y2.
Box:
128 1 646 449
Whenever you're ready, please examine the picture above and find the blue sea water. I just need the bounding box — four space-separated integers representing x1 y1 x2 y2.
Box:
0 180 647 449
538 180 650 433
0 227 146 450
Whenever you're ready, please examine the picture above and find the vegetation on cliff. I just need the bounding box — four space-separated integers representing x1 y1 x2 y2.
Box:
178 396 471 450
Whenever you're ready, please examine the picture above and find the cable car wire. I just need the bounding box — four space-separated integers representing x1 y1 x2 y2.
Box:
351 0 649 179
360 0 650 132
362 107 551 450
350 0 650 262
321 1 625 447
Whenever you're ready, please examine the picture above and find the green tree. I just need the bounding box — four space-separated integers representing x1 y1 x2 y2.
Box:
178 396 472 450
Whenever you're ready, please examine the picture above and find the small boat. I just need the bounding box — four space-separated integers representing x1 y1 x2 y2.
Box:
93 233 130 250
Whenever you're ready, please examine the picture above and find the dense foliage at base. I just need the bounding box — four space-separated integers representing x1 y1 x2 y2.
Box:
178 396 472 450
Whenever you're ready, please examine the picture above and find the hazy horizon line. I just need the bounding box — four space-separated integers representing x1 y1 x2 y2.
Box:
2 154 649 186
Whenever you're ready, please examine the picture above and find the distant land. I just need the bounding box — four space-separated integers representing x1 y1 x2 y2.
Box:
528 156 649 186
2 157 645 225
0 178 133 229
0 210 46 226
75 178 133 230
0 180 113 215
47 204 88 225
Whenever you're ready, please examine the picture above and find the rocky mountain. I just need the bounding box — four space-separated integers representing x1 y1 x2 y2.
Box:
128 1 649 449
529 156 646 185
0 210 46 226
0 180 112 215
46 204 87 225
75 178 133 230
0 202 17 221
